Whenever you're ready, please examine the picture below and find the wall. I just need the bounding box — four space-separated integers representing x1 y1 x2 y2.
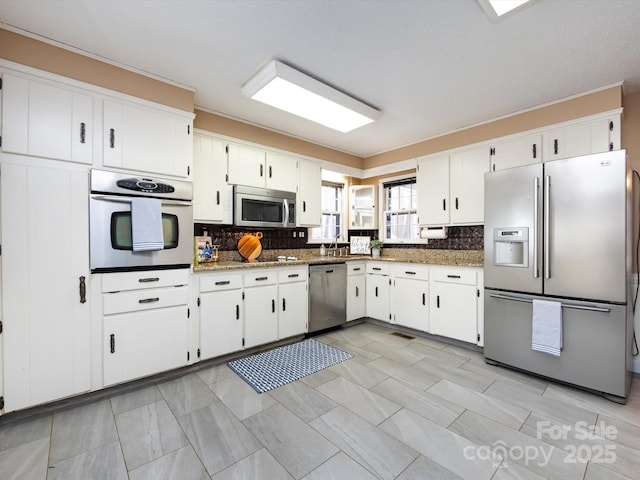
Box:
365 85 623 168
194 109 363 169
0 28 194 111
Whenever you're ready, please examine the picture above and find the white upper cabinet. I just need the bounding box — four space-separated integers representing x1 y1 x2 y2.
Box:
450 146 489 224
349 185 377 229
1 72 93 164
490 134 541 171
265 152 298 192
416 154 450 226
296 158 322 226
544 116 620 161
227 144 298 192
193 134 233 224
103 99 193 178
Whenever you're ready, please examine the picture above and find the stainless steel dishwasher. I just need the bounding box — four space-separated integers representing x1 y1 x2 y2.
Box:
308 262 347 333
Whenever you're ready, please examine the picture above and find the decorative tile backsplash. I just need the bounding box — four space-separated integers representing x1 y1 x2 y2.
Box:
194 223 484 251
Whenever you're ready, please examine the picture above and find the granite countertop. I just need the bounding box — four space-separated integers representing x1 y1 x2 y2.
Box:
193 248 483 272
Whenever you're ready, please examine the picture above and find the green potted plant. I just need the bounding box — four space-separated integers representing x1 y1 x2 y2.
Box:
369 239 384 257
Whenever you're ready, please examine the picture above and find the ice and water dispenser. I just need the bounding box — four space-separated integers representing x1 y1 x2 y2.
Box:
493 227 528 267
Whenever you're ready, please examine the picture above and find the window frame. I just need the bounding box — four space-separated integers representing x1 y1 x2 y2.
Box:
307 179 347 244
378 173 428 245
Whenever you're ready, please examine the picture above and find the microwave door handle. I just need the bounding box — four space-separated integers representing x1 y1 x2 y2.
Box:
283 199 290 227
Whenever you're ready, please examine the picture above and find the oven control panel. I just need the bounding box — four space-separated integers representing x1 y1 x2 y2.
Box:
116 178 175 194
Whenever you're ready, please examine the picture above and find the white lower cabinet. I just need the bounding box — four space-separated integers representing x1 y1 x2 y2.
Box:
366 262 391 322
391 264 429 331
198 273 244 360
101 269 190 387
346 262 366 321
278 267 308 339
195 266 309 360
243 271 279 349
429 267 480 344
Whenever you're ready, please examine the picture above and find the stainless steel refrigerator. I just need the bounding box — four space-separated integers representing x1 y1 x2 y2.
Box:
484 150 633 403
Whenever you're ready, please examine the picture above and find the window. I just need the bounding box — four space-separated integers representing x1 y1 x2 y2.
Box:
383 177 420 241
310 181 344 242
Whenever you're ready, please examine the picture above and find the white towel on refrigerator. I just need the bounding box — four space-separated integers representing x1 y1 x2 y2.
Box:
131 198 164 252
531 299 563 357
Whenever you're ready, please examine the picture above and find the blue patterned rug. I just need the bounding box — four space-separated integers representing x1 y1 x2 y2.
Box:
227 338 353 393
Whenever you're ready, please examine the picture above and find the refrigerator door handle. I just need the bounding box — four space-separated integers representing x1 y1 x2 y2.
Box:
488 293 611 313
533 176 539 279
544 175 551 279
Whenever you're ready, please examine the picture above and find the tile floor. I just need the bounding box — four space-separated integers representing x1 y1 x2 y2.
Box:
1 322 639 480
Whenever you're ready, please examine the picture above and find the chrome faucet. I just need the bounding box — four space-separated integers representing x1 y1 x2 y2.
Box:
330 234 344 256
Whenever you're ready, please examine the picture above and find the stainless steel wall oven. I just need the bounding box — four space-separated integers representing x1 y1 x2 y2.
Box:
90 169 193 272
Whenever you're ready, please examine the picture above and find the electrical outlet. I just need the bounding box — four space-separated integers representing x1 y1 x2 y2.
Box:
299 231 305 238
292 231 297 238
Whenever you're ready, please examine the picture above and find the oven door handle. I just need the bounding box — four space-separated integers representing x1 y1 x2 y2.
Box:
91 194 191 207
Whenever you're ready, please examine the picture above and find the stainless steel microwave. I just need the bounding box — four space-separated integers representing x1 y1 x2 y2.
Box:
234 185 296 228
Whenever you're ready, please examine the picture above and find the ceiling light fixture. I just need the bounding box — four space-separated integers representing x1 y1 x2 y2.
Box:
478 0 533 21
241 60 381 133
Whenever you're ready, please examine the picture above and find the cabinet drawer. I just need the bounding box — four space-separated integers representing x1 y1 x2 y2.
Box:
199 273 243 292
102 269 189 293
103 285 189 315
366 262 390 275
277 266 308 283
430 267 477 285
243 270 278 287
390 263 429 281
347 262 366 276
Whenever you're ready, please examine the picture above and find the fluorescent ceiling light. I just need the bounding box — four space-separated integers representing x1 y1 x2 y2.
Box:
478 0 533 21
242 60 381 133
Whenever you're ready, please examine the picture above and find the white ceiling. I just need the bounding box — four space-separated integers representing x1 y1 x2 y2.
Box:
2 0 640 158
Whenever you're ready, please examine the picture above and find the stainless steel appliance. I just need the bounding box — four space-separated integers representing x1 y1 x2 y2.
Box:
484 150 633 402
309 262 347 333
90 169 193 272
234 185 296 228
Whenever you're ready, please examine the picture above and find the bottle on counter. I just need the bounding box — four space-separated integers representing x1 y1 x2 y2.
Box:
320 244 326 256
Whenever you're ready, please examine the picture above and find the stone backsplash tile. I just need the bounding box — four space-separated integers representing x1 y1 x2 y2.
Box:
194 224 484 252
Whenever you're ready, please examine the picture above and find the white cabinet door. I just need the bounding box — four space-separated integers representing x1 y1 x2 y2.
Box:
393 278 429 331
430 282 477 344
417 154 450 226
265 152 297 192
200 289 243 359
278 281 308 339
346 274 366 321
1 163 91 411
349 185 377 229
244 285 278 348
297 158 322 226
103 99 193 177
103 305 188 386
545 117 618 161
193 134 233 223
450 147 489 224
1 73 93 164
366 274 391 322
226 143 266 188
490 134 541 171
